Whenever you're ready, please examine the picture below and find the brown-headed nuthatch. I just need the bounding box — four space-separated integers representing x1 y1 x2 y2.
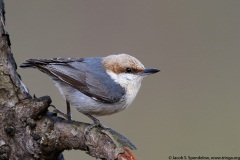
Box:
20 54 159 130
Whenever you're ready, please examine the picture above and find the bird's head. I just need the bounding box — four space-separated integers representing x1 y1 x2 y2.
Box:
102 54 160 96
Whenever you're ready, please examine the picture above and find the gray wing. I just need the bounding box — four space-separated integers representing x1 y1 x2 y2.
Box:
20 57 125 103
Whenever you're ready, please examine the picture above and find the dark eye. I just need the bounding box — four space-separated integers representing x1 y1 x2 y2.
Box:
125 68 132 73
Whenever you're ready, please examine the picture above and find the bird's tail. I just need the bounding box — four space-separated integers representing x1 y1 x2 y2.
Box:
20 57 84 68
20 59 48 68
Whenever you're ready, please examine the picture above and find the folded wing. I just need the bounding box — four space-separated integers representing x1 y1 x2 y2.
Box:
20 58 125 103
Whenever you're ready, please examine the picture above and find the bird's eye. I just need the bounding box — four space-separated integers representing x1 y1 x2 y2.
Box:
125 68 132 73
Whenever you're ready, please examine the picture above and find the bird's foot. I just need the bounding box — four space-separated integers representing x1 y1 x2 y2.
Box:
50 105 72 121
83 113 109 134
84 119 109 134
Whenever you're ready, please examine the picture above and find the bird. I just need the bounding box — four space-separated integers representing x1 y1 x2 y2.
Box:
20 53 160 130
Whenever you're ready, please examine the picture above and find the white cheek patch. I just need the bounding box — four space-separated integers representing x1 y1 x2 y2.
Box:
126 74 137 81
107 71 130 85
102 70 144 107
121 74 137 83
106 71 118 81
106 71 142 89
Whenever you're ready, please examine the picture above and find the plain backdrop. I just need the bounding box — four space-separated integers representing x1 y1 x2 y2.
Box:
5 0 240 159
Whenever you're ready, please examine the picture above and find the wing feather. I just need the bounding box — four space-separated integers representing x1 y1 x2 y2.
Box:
24 58 125 103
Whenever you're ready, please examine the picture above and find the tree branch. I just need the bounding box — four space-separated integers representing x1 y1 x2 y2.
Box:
0 0 137 159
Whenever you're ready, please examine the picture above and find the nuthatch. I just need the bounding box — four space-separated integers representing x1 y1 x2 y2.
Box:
20 54 159 130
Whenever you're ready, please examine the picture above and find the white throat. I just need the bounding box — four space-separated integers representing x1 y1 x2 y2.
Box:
106 71 143 106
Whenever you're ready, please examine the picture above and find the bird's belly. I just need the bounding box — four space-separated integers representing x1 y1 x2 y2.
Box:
70 90 128 116
55 81 128 116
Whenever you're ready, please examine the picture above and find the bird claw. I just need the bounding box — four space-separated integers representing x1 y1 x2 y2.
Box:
84 119 109 134
82 112 109 134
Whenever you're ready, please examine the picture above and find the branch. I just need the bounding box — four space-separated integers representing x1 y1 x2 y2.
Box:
0 0 137 159
30 114 136 159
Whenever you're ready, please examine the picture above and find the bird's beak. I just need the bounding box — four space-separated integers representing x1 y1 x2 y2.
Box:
139 68 160 76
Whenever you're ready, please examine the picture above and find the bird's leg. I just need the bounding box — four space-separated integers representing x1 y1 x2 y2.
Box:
83 113 108 133
50 104 69 119
66 100 72 121
50 101 72 121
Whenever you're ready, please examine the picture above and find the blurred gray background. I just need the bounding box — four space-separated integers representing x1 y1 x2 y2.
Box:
5 0 240 159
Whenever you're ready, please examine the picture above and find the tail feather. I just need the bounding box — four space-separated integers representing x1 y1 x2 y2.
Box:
20 57 84 68
20 59 47 68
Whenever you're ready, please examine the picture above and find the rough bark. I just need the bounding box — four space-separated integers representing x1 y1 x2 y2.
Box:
0 1 137 160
